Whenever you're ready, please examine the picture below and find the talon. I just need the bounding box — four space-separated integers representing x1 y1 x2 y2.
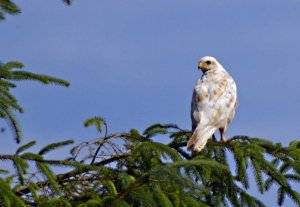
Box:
221 137 233 143
219 128 232 143
221 137 227 143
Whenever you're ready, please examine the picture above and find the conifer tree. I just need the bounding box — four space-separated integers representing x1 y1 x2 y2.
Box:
1 1 300 207
0 61 70 143
2 120 298 207
0 0 72 142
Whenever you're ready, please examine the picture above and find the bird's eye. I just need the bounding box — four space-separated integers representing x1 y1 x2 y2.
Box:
206 61 211 65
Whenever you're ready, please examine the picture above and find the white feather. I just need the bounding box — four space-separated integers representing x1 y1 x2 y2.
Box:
188 124 217 152
188 56 237 152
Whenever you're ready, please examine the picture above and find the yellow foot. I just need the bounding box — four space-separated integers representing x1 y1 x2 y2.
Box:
221 137 233 143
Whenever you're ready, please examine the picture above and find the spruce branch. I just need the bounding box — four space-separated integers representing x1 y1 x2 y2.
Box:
0 122 299 206
0 177 26 207
10 70 70 86
0 0 72 20
0 0 21 17
39 140 74 155
0 60 70 143
84 116 108 165
16 141 36 155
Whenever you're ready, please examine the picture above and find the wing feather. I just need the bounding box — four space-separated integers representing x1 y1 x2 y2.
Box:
188 69 237 151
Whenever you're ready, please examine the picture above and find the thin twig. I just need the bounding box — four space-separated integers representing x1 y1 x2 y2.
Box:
90 121 108 165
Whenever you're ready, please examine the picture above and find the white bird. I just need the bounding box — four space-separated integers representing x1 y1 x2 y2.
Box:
187 56 237 152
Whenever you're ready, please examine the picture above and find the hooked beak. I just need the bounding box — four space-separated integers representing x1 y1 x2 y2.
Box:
198 62 204 70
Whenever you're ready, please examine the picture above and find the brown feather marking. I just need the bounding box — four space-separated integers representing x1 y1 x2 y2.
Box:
198 92 208 102
213 88 222 98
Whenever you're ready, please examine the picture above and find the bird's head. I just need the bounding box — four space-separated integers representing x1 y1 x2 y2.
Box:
198 56 222 72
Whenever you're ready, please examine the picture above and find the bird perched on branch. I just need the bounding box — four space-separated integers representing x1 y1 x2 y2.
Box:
187 56 237 152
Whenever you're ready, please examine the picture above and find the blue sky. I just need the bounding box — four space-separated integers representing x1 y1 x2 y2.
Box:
1 0 300 206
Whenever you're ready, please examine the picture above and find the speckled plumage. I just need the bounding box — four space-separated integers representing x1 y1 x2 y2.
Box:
187 56 237 152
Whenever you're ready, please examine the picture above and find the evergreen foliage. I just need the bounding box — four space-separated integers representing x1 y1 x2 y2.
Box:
1 1 300 206
0 0 21 20
0 61 69 143
1 120 299 206
0 0 72 20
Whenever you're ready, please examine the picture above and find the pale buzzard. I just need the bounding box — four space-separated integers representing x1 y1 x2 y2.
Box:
187 56 237 152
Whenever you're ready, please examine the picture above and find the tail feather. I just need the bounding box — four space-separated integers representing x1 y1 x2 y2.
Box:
187 125 217 152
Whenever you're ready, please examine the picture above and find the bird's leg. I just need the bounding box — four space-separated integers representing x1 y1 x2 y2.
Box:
219 128 227 142
219 128 234 143
212 134 217 140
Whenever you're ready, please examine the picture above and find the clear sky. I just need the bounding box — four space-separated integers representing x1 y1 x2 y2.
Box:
1 0 300 206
